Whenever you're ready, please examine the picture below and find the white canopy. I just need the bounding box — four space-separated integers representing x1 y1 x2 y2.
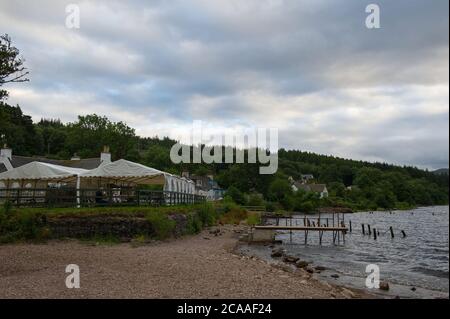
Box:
0 161 88 183
80 159 195 193
0 159 196 194
80 159 168 185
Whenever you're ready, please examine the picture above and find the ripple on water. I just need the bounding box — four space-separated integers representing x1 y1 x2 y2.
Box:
272 206 449 294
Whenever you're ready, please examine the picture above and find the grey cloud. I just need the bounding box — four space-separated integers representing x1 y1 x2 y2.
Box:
0 0 448 169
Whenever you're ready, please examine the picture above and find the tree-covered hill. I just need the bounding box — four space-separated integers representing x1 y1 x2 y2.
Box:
0 102 448 211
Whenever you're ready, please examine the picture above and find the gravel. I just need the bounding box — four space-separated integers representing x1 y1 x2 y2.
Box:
0 226 371 299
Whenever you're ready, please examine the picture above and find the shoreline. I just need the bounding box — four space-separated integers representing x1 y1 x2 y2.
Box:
0 224 374 299
237 242 449 299
255 205 449 299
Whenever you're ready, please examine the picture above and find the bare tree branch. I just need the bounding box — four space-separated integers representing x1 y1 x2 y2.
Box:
0 33 29 96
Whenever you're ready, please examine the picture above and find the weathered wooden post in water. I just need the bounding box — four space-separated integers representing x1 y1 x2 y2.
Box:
401 230 407 238
289 218 293 243
389 226 394 238
367 224 372 235
373 228 377 240
349 220 352 233
318 211 321 228
362 223 365 235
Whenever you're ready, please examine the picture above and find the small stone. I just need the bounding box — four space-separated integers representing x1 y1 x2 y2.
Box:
295 260 309 268
305 266 314 274
282 255 300 263
270 248 284 258
315 266 326 271
411 287 416 291
379 281 390 291
341 288 356 298
209 228 220 235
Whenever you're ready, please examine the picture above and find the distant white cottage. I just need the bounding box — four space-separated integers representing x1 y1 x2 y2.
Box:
291 182 329 198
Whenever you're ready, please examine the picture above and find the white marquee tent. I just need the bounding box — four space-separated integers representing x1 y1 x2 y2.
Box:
79 159 194 194
0 159 195 195
0 161 88 188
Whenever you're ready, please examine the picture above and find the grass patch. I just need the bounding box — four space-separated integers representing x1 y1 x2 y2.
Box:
246 212 261 226
219 206 248 225
0 202 229 243
197 202 217 227
145 211 176 239
0 204 50 243
185 213 203 235
9 204 202 218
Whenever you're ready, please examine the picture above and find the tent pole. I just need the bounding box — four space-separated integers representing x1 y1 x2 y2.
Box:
76 176 81 208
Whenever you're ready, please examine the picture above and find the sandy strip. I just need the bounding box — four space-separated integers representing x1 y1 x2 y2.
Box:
0 225 373 299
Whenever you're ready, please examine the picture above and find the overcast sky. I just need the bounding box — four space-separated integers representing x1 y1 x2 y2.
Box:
0 0 448 169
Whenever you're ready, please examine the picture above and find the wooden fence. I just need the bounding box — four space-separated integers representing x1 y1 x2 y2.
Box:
0 188 206 208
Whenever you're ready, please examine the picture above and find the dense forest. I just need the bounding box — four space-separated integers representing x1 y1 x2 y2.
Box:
1 102 448 212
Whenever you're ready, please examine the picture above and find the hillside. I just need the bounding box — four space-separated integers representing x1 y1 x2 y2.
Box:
1 102 449 211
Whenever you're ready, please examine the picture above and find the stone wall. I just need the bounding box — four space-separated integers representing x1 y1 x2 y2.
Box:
46 213 190 239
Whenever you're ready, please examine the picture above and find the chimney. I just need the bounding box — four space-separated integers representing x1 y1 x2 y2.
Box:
100 145 111 164
0 144 12 160
71 153 81 161
0 144 13 171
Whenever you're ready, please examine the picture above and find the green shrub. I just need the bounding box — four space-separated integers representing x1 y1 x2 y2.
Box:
197 203 216 227
2 201 12 215
274 209 289 216
225 186 247 205
0 210 46 242
222 198 241 213
219 206 248 225
145 211 176 239
246 212 261 226
186 213 202 234
265 201 279 212
38 226 52 240
247 194 264 207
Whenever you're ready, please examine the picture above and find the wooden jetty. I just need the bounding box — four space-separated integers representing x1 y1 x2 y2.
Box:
253 214 349 245
252 209 407 245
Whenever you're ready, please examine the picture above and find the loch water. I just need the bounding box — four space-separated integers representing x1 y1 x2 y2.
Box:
242 206 449 298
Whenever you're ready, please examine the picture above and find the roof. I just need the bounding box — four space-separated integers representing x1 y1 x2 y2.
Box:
309 184 327 192
9 155 101 170
0 161 88 182
294 183 310 191
80 159 169 185
294 183 327 193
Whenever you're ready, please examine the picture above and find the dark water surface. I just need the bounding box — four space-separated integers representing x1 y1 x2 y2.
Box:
242 206 449 298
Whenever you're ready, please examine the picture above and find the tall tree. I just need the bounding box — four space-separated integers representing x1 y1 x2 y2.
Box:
65 114 137 159
0 34 29 101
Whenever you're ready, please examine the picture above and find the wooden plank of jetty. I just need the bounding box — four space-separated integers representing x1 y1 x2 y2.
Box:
254 225 348 231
